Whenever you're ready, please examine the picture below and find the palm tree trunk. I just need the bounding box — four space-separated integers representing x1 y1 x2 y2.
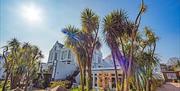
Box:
83 68 86 86
87 60 92 91
2 49 9 91
113 47 127 91
24 78 29 91
123 74 128 91
11 75 19 89
2 72 10 91
135 75 140 91
80 69 84 91
146 79 149 91
121 72 124 91
24 73 30 91
126 25 136 91
111 51 119 91
10 74 16 89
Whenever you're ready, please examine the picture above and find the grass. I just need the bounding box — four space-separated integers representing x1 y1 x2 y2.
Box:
70 87 81 91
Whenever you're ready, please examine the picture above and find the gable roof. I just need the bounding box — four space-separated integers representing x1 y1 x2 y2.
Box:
55 41 64 48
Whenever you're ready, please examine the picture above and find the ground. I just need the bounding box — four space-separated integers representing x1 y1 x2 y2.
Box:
156 82 180 91
1 82 179 91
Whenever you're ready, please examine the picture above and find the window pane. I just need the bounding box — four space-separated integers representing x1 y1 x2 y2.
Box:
68 50 71 59
54 53 57 60
63 50 67 59
61 51 64 60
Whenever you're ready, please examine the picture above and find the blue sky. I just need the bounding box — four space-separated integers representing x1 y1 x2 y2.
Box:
0 0 180 63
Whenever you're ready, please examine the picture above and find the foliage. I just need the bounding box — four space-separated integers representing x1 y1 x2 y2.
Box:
50 81 71 88
70 87 83 91
167 57 180 71
62 0 162 91
1 38 43 91
102 0 162 91
62 8 101 91
0 80 10 90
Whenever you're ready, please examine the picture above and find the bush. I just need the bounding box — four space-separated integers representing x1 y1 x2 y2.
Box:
50 80 71 88
151 80 164 91
70 87 81 91
0 80 11 90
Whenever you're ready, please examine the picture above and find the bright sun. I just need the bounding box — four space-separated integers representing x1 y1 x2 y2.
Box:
21 4 42 23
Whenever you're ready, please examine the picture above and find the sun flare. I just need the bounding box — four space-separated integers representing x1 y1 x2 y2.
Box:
21 4 42 23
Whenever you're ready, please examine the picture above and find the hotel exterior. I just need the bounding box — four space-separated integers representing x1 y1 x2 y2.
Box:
91 55 123 90
92 67 122 90
46 41 123 90
0 41 165 90
47 41 103 81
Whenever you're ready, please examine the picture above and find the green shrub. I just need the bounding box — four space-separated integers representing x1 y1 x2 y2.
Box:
0 80 11 90
70 87 81 91
50 80 71 88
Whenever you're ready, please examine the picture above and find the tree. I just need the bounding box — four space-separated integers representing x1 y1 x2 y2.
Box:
2 46 10 91
2 38 21 90
144 27 159 91
125 0 146 90
62 1 160 91
130 27 159 91
22 43 43 91
102 1 157 91
167 57 180 71
102 1 146 90
103 10 128 91
2 38 43 90
81 8 100 90
62 8 101 90
62 25 87 91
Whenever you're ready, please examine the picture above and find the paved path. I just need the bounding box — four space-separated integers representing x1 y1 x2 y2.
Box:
156 82 180 91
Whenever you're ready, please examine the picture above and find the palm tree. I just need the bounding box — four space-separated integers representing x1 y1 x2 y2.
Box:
124 0 146 90
2 38 21 90
7 38 21 89
2 46 9 91
144 27 159 91
144 27 158 57
102 1 146 91
130 27 159 91
62 25 87 91
22 43 43 91
103 10 128 91
63 8 100 90
81 8 100 90
2 38 43 90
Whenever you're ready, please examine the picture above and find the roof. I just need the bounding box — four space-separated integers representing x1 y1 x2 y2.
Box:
55 41 64 48
102 54 121 68
92 67 122 71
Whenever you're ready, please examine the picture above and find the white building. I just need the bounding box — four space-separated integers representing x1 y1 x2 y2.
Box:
92 55 122 90
46 41 123 90
47 41 102 80
39 62 49 73
0 54 5 80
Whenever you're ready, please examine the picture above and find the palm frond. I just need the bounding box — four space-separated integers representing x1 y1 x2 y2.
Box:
81 8 99 33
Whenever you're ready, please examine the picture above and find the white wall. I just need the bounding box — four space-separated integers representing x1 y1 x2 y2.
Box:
54 61 77 80
47 41 104 81
92 50 103 68
47 41 79 80
0 55 5 80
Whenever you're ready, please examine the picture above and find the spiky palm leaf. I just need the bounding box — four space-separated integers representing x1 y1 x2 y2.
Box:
81 8 99 33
